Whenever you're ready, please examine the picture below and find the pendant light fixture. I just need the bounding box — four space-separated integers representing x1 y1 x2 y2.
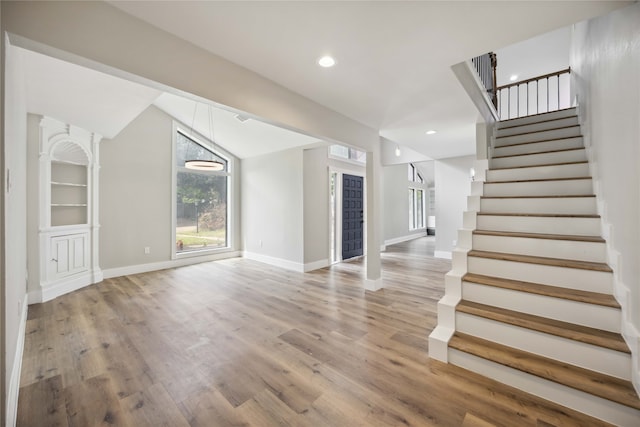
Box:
185 103 225 171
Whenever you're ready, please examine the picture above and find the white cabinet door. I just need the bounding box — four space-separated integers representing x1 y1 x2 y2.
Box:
49 232 89 280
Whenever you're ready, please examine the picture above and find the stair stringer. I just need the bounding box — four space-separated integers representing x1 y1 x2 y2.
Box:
578 108 640 395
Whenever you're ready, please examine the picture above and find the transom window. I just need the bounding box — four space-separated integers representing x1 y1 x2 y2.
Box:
174 130 230 255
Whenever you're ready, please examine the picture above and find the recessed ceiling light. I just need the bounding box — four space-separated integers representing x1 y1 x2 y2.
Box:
318 56 336 68
509 74 518 82
426 130 437 135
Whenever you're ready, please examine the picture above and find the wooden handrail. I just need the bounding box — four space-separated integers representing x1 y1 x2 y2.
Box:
496 67 571 91
496 67 571 120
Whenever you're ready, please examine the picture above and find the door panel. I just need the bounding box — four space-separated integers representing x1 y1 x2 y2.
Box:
342 174 364 260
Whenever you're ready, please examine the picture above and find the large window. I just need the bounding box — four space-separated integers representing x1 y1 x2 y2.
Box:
175 130 230 255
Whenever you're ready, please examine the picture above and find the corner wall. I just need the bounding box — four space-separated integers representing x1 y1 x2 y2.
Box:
241 148 305 270
570 1 640 389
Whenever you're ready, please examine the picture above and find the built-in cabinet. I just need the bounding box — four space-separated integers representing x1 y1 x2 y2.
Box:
35 117 102 303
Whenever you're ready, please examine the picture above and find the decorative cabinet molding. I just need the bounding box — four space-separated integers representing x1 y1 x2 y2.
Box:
34 117 103 303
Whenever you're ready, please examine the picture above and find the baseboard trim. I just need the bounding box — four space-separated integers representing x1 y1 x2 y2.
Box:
29 272 94 304
242 251 305 272
303 258 330 272
434 250 453 259
384 232 427 247
364 278 383 291
6 301 28 427
103 251 242 279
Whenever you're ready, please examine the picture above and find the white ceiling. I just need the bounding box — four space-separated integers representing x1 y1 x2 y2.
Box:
108 0 628 159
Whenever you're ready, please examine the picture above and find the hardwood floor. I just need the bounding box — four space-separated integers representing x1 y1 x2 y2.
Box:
17 237 611 426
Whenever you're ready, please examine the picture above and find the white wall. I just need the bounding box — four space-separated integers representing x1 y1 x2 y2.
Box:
434 155 475 258
496 27 571 87
303 147 329 266
100 106 173 269
4 41 28 426
241 148 304 268
570 2 640 372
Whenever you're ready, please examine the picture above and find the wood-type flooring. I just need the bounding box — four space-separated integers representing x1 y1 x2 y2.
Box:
17 237 611 426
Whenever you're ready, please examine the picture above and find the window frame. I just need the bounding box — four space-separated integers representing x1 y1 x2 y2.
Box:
408 187 425 231
172 121 234 259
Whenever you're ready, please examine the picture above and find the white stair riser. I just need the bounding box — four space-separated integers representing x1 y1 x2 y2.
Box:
495 126 581 147
480 197 596 215
491 149 587 169
462 282 620 332
496 116 580 138
497 108 577 129
456 313 631 380
492 136 584 157
472 234 606 263
487 162 589 182
467 256 612 294
483 179 593 197
449 350 640 427
476 215 600 236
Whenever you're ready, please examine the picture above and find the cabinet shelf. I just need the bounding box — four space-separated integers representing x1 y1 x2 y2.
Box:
51 181 87 188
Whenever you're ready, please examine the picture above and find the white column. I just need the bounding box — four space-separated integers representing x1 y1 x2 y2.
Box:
365 148 382 291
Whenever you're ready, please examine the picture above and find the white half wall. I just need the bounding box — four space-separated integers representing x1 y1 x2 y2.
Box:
434 156 475 258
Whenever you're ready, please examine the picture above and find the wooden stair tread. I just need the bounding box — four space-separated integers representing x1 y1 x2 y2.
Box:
490 161 587 171
485 176 591 184
457 300 629 353
467 250 612 272
462 273 619 308
492 147 584 160
481 194 594 199
497 114 577 131
449 332 640 410
477 212 599 218
495 125 580 139
497 108 576 127
473 229 605 243
493 136 582 150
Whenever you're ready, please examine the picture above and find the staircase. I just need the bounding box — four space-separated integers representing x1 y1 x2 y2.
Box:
429 107 640 426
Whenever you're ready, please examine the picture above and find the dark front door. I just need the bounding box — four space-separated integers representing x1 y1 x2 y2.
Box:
342 174 364 260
